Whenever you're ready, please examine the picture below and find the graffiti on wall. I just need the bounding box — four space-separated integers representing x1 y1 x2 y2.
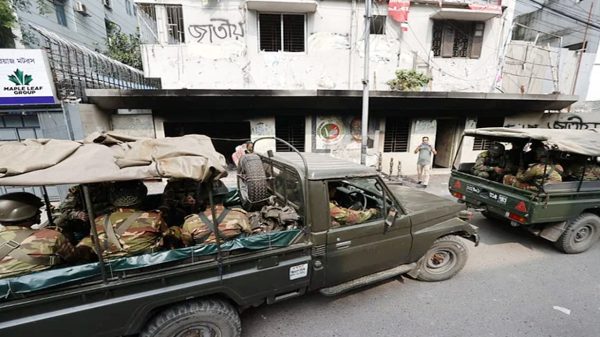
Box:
504 115 600 130
251 121 274 136
414 119 435 133
188 19 244 43
315 116 376 163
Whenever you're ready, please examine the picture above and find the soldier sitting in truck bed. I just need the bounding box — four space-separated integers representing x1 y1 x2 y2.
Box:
563 155 600 181
472 142 511 182
503 143 564 191
77 180 186 261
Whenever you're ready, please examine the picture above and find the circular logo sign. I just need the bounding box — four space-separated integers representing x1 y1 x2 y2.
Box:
318 121 343 144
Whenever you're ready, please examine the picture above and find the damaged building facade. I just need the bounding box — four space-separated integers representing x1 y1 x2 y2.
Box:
100 0 575 174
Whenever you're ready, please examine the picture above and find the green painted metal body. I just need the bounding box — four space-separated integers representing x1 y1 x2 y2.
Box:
0 154 477 337
449 170 600 225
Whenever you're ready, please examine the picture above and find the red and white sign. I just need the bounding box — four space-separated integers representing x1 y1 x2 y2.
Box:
388 0 411 24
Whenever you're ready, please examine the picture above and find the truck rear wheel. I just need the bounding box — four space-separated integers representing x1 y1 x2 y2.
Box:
237 154 269 211
413 235 468 282
555 213 600 254
141 299 241 337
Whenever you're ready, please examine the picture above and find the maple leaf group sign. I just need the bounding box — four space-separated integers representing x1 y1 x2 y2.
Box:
1 49 57 105
388 0 411 31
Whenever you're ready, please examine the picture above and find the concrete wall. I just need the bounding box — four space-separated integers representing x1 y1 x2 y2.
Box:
17 0 139 51
112 114 155 138
140 0 514 92
79 103 111 135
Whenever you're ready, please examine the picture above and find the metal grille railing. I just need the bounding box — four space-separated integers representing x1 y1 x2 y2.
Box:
276 116 306 152
31 25 161 102
166 5 185 44
384 118 410 153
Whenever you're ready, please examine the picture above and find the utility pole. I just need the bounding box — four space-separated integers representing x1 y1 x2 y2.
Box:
360 0 372 165
570 1 594 97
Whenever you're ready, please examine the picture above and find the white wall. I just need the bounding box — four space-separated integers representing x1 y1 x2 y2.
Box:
140 0 514 92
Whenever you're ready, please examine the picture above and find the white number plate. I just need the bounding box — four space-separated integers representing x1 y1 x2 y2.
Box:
289 263 308 280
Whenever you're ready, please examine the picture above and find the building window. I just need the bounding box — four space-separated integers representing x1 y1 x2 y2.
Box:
472 117 504 151
432 20 484 59
166 5 185 43
259 14 305 52
276 116 305 152
370 15 386 35
125 0 132 15
0 115 41 141
54 1 67 27
384 118 410 152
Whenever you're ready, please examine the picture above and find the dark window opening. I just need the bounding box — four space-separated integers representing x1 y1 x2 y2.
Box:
276 116 305 152
370 15 386 35
55 1 67 27
472 117 504 151
565 41 587 51
260 14 305 52
432 20 484 59
384 118 410 152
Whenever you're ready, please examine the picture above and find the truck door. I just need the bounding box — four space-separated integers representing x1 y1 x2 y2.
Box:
324 177 412 287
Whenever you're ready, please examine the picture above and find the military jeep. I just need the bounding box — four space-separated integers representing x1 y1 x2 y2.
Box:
0 135 478 337
450 127 600 254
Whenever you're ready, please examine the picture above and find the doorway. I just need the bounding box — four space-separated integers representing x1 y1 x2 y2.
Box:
164 121 251 166
433 119 462 168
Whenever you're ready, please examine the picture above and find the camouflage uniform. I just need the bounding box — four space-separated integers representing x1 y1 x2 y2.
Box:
0 226 76 278
159 178 203 226
472 151 507 181
182 205 251 245
503 163 564 191
564 163 600 181
55 183 112 244
77 208 167 260
329 202 379 227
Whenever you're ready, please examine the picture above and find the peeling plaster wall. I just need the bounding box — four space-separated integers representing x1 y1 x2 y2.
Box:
141 0 513 92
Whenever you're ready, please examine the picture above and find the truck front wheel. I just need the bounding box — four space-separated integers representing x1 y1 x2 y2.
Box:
141 299 241 337
555 213 600 254
413 235 468 282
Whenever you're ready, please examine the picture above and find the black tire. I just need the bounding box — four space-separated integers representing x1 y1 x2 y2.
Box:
555 213 600 254
141 299 241 337
237 154 270 211
414 235 468 282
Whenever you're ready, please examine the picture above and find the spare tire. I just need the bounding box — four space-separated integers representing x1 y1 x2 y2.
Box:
237 154 270 211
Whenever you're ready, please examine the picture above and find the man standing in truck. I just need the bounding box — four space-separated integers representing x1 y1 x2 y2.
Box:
0 192 77 278
414 136 437 188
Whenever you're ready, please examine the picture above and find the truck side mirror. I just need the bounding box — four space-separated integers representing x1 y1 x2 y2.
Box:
385 207 398 228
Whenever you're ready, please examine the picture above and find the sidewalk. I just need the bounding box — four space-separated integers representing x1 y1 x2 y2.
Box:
401 172 453 199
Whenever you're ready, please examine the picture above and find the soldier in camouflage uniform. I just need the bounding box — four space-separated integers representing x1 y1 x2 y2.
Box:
77 180 183 261
159 178 203 227
328 183 379 227
182 183 251 245
55 182 112 245
472 142 508 182
0 192 76 278
564 158 600 181
503 144 563 191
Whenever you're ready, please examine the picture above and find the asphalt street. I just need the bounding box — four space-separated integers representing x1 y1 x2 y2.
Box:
241 174 600 337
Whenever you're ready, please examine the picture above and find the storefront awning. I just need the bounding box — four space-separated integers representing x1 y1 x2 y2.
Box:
86 89 578 117
245 0 318 13
430 8 501 21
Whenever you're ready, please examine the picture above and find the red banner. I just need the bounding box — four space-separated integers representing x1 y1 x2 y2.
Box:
388 0 411 23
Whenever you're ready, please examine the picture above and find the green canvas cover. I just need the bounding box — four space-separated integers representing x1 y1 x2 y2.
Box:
0 229 303 299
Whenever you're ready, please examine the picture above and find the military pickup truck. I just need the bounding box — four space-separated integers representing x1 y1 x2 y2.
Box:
449 127 600 254
0 135 478 337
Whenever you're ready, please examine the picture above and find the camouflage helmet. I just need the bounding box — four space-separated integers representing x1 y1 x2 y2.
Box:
488 142 505 157
0 192 43 223
109 180 148 207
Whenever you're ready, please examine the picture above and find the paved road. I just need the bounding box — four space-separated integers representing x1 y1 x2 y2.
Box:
241 182 600 337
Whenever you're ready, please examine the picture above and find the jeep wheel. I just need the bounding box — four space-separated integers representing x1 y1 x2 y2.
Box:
141 299 241 337
237 154 269 211
555 213 600 254
413 235 468 282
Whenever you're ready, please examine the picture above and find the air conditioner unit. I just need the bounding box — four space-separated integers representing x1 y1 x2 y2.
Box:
103 0 111 8
74 1 88 15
